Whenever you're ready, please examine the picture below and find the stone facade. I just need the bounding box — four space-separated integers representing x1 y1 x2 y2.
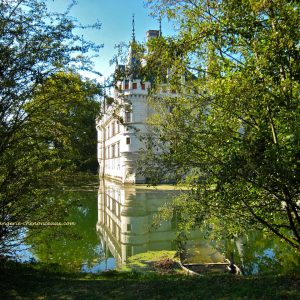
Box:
96 80 151 183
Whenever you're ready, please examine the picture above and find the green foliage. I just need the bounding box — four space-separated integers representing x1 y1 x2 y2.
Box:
140 0 300 251
0 0 101 255
113 40 146 83
27 71 100 173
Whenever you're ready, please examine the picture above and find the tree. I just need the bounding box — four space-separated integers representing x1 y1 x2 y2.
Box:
27 71 100 173
0 0 101 255
139 0 300 251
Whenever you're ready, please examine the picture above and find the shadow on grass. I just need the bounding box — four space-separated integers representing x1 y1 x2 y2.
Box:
0 261 299 299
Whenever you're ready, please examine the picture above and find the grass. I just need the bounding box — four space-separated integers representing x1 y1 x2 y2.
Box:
120 250 183 274
0 261 299 299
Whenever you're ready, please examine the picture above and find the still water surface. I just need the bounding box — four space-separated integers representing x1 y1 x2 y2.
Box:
20 179 299 275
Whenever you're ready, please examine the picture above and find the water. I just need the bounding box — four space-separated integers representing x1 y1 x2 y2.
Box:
18 179 300 275
24 189 107 272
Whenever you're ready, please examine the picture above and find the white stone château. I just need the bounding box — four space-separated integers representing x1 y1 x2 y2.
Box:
96 26 161 183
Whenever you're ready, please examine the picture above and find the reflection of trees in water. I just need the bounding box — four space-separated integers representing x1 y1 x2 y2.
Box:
26 190 104 271
188 217 300 275
223 231 300 275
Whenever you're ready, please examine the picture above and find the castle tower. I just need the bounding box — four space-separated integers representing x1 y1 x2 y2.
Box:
96 20 160 183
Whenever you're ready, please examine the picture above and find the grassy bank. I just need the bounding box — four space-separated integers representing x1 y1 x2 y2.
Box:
0 261 299 299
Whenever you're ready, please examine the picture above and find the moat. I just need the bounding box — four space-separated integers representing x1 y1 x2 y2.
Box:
14 179 300 275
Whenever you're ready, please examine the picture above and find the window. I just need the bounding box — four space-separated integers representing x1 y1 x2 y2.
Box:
125 80 129 89
112 122 115 136
126 245 133 256
117 142 120 157
107 126 110 139
132 82 137 89
126 137 131 145
112 201 116 213
127 224 132 231
111 144 115 158
125 111 131 123
117 121 120 133
141 83 145 90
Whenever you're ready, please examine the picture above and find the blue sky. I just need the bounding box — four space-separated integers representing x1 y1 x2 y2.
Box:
48 0 174 80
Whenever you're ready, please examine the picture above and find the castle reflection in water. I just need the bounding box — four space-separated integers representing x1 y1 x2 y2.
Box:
95 180 299 275
96 179 202 267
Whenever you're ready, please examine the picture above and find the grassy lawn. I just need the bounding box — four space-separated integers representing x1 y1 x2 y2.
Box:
0 262 299 299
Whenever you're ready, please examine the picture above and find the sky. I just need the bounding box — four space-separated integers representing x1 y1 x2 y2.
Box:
48 0 175 81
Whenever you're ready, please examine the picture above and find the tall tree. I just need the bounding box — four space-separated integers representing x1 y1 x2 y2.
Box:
139 0 300 251
0 0 101 255
27 71 100 173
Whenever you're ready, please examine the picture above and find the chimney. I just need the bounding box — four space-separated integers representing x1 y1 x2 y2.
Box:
146 30 160 42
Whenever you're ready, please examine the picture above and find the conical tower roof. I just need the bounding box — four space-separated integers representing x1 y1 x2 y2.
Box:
126 14 141 79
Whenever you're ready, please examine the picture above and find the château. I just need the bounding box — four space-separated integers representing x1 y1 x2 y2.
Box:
96 23 161 183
